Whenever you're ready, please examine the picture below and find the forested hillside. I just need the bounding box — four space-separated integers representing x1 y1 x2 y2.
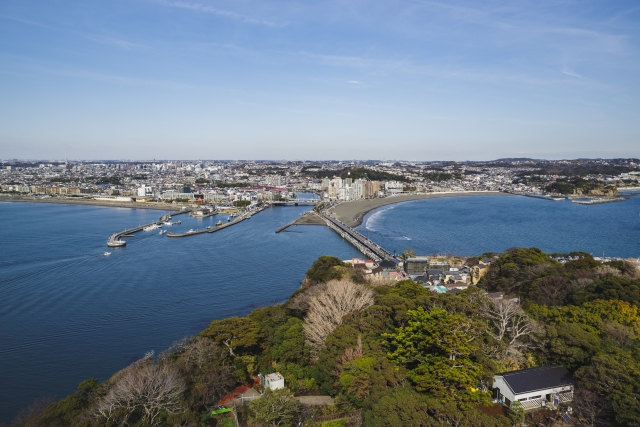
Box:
13 252 640 427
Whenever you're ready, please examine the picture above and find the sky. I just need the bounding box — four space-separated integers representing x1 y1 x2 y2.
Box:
0 0 639 161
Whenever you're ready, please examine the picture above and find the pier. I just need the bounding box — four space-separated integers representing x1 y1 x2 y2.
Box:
275 212 325 233
106 208 190 247
167 206 267 238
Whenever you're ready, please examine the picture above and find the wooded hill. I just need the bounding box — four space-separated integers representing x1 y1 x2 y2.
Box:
12 252 640 427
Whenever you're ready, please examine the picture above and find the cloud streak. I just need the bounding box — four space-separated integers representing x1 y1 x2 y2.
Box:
152 0 285 27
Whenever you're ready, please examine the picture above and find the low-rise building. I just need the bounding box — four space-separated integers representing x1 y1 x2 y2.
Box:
493 366 574 410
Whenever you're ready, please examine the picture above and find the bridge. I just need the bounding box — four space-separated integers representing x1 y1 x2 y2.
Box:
318 211 397 263
270 198 320 206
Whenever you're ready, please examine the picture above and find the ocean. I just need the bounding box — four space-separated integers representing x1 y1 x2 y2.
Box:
0 200 359 422
1 192 640 421
356 192 640 258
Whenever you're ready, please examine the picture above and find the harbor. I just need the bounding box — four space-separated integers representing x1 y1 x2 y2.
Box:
167 206 265 237
107 208 191 247
107 204 267 245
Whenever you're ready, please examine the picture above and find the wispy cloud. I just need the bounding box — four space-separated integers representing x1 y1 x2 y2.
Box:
347 80 362 84
152 0 285 27
0 14 147 50
93 38 148 50
561 66 586 79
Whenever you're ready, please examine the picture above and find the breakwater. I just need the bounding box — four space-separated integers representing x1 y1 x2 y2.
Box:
168 206 265 237
107 209 190 247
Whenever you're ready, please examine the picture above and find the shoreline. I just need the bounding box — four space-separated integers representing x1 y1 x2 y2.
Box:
0 195 179 211
330 191 510 227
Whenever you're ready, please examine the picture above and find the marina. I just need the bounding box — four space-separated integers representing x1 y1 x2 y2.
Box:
106 209 190 247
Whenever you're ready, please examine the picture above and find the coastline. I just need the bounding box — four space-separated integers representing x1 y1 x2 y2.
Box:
0 195 178 211
329 191 510 227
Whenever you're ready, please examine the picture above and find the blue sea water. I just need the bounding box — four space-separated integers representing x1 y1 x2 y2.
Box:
356 193 640 258
0 201 360 423
1 192 640 422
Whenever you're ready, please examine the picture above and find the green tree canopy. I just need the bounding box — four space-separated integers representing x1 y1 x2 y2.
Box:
248 388 300 427
383 306 485 400
201 316 263 357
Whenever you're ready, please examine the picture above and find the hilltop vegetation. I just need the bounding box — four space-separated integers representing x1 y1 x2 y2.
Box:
545 178 618 196
13 251 640 427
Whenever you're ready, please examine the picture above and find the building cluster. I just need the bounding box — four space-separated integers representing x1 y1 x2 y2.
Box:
1 158 638 204
402 256 493 292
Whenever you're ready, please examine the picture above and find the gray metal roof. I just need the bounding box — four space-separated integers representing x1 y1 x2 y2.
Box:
498 366 574 395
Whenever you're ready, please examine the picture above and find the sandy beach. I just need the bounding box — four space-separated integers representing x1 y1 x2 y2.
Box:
0 195 179 211
330 191 510 227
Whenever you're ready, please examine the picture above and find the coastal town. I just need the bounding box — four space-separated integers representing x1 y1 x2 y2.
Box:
1 158 639 206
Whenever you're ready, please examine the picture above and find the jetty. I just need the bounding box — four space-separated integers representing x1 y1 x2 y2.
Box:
107 208 190 247
167 206 266 238
275 212 325 233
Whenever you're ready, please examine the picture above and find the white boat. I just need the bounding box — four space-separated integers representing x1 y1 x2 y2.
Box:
163 221 172 226
188 229 195 233
104 252 111 256
174 220 181 225
216 220 223 226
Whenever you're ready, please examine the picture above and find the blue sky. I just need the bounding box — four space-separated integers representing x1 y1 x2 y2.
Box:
1 0 639 160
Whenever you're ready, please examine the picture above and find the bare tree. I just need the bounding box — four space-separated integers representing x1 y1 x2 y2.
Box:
573 388 614 427
480 295 540 362
96 360 186 426
303 280 374 360
181 336 225 370
601 322 634 348
531 276 573 305
198 366 235 407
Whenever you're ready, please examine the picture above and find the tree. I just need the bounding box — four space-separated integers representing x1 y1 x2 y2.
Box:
383 306 485 400
365 388 430 427
96 360 186 426
305 256 346 285
480 296 539 363
573 388 614 427
303 280 374 360
196 366 235 407
201 316 264 357
508 401 524 426
248 388 300 427
531 275 574 305
271 317 309 365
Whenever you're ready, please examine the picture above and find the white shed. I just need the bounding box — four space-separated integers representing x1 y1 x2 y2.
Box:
261 372 285 391
493 366 574 410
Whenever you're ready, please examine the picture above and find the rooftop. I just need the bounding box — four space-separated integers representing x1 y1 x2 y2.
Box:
497 366 574 395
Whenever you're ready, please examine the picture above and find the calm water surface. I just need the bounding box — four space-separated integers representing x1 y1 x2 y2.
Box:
356 192 640 258
0 201 359 422
2 193 640 421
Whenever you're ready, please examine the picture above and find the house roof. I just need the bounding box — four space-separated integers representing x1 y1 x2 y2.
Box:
379 260 396 269
497 366 574 395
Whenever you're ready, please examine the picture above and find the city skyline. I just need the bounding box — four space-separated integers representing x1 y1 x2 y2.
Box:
1 0 639 160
